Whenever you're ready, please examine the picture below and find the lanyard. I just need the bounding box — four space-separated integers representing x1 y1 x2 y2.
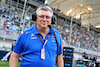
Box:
38 33 51 48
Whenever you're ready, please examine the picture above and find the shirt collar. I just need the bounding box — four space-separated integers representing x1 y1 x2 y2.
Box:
49 26 54 34
32 24 40 35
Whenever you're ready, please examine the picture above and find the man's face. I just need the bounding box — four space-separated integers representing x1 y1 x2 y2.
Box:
36 10 52 28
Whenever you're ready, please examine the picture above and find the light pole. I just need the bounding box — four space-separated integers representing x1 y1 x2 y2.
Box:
21 0 27 31
68 6 75 47
22 6 31 31
87 7 92 31
80 4 83 21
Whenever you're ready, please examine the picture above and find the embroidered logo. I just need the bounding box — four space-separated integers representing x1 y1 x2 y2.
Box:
51 35 56 42
31 34 37 39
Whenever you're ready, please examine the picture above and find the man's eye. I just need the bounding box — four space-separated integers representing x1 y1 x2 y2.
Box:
39 15 44 18
37 15 51 19
46 16 50 19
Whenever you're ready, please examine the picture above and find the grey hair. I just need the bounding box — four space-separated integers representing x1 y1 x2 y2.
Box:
36 5 53 16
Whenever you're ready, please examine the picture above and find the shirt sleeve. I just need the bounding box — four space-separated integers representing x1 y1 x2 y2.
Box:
13 33 25 54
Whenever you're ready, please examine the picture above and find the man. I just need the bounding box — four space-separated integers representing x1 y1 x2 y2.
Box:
9 5 64 67
83 53 88 59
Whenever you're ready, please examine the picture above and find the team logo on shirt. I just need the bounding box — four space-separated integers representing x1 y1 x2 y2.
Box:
51 35 56 42
26 31 31 34
31 34 37 39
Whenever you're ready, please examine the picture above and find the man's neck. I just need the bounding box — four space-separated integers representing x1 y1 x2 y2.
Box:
37 25 50 39
40 28 49 34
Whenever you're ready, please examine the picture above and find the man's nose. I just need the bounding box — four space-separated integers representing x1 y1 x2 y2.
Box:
43 16 47 20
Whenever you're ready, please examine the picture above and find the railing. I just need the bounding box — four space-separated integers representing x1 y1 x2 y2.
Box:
5 0 34 14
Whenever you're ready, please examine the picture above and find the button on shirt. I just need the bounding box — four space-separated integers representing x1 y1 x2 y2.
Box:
13 24 62 67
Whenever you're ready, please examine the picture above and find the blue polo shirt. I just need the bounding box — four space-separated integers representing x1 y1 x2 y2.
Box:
13 24 62 67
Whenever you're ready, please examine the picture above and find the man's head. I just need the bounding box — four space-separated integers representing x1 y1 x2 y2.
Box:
36 5 53 28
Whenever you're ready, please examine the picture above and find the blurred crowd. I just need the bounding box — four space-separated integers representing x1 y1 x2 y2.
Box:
55 19 100 51
0 4 34 34
0 4 100 52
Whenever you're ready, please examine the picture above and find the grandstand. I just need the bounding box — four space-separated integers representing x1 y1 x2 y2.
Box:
0 0 100 67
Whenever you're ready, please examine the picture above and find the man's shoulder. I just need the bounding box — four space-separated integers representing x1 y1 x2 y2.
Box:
54 30 60 36
20 27 33 35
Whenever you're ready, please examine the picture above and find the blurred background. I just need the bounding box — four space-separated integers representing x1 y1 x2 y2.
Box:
0 0 100 67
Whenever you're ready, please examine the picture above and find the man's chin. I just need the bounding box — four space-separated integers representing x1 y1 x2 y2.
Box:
41 25 48 28
42 26 47 28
